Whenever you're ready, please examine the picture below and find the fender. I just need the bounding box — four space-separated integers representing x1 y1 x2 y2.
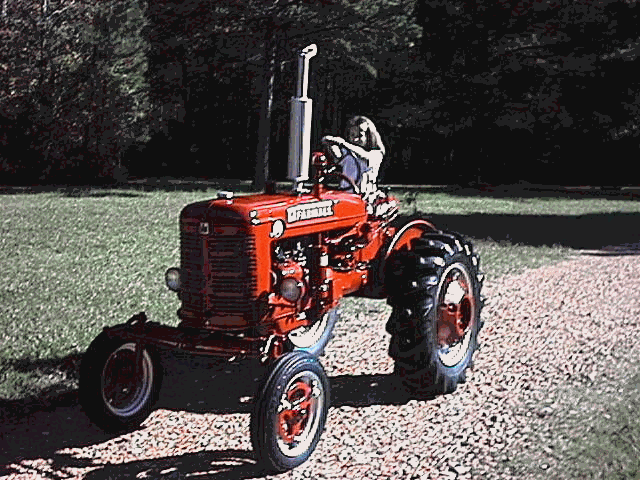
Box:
362 214 438 298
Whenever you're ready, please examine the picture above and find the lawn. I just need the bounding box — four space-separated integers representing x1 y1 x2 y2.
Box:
1 185 639 405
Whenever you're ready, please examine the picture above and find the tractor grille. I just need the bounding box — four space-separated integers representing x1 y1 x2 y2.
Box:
180 220 257 324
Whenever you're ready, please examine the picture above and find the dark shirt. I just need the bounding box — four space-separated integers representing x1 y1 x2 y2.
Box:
340 146 370 191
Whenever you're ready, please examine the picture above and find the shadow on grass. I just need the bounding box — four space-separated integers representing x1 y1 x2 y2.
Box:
3 180 640 199
62 189 145 198
422 212 640 252
446 184 640 201
2 182 639 252
0 185 148 197
0 353 82 420
0 352 421 479
0 178 259 196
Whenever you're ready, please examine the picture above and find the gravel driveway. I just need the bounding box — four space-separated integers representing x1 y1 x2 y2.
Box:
2 251 639 479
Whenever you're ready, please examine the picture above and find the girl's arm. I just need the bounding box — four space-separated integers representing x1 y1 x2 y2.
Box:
322 136 383 169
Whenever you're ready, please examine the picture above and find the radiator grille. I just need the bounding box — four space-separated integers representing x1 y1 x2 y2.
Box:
180 220 256 320
180 224 206 313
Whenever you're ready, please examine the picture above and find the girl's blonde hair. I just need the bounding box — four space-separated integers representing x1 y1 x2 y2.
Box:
345 116 386 155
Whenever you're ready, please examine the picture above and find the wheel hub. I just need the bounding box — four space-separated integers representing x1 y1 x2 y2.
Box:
278 381 314 444
101 343 153 417
436 266 475 367
275 372 324 459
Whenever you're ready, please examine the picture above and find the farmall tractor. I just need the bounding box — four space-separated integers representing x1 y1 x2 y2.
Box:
79 45 484 472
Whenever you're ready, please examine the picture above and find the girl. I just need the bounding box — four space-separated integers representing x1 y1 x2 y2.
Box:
322 116 386 195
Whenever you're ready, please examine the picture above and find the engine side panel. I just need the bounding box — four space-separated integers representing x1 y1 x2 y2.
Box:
177 192 368 332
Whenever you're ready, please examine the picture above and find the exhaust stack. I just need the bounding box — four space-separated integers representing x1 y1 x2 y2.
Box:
288 44 317 192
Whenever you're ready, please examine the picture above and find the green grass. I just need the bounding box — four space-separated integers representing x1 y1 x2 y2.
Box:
555 370 640 479
1 187 639 405
0 188 206 403
395 190 640 216
395 190 640 277
506 367 640 479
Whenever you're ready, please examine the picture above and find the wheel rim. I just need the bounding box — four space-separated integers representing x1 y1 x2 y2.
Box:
101 343 153 418
276 371 324 458
288 312 330 349
436 263 476 368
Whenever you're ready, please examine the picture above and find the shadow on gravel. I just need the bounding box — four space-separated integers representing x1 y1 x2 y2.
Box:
155 353 418 414
0 410 265 480
0 353 426 479
330 373 427 406
0 403 116 476
81 449 263 480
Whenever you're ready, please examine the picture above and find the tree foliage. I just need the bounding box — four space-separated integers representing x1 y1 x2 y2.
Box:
144 0 421 185
0 0 149 183
377 0 640 184
1 0 638 185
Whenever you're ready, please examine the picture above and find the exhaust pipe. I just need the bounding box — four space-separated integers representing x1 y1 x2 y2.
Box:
288 44 317 192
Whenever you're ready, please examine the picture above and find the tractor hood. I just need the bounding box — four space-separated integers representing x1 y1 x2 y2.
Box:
181 191 368 237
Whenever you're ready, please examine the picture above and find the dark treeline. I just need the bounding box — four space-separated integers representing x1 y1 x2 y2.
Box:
1 0 149 184
1 0 639 186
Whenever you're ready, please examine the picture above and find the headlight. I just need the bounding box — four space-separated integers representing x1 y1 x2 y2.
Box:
165 268 181 292
280 278 303 302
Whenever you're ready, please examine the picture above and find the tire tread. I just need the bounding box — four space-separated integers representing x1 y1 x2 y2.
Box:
385 230 485 396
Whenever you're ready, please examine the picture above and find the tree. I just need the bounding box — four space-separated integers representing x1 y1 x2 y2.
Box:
0 0 150 183
377 0 640 185
146 0 421 187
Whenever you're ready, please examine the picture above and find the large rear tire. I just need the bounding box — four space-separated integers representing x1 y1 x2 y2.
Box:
251 352 330 473
385 231 484 395
79 332 162 432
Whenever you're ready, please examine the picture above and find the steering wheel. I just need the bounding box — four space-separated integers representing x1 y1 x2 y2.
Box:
320 138 360 194
321 137 343 166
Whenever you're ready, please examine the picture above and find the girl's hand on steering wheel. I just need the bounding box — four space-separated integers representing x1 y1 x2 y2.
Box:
321 136 343 164
322 135 343 146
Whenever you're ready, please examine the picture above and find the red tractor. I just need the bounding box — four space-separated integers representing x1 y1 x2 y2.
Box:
79 45 484 473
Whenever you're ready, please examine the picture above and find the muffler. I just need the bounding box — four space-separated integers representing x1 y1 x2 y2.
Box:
288 44 317 192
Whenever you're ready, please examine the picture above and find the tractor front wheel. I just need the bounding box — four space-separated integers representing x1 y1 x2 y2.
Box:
385 232 484 396
79 332 163 432
251 351 330 473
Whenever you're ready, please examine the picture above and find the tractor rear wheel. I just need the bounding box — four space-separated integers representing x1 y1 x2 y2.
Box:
384 231 484 395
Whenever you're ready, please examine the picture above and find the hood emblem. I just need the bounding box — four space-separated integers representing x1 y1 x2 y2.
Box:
286 199 334 223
